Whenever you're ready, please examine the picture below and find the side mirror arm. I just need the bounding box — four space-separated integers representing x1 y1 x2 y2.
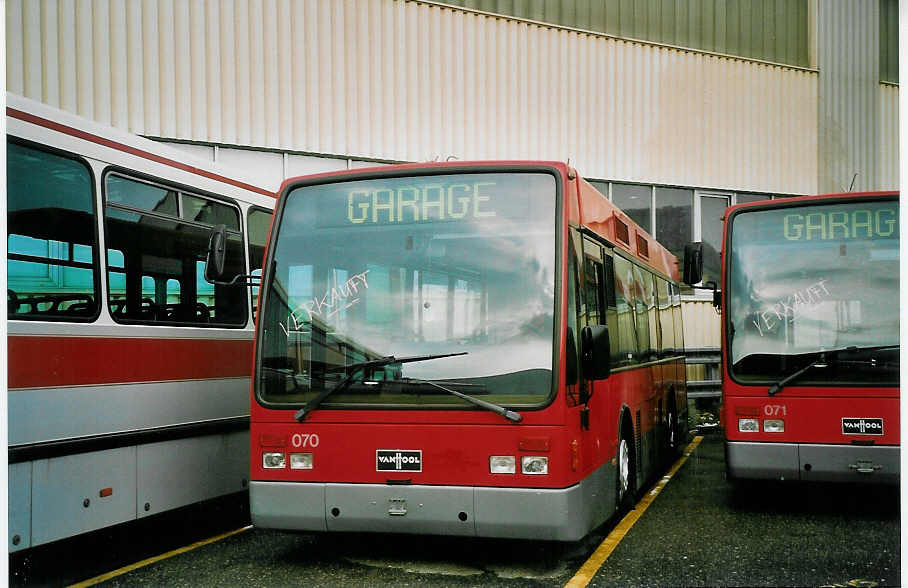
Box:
203 224 263 287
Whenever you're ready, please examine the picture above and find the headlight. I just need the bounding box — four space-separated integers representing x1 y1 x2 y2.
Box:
738 418 759 433
489 455 516 474
290 453 314 469
263 452 286 469
521 456 549 475
763 419 785 433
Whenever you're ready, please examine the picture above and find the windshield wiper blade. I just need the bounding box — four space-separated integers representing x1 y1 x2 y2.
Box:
294 351 467 421
767 344 900 396
768 354 828 396
398 377 522 423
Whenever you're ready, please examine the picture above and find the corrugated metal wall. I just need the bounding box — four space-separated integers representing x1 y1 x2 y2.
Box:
817 0 883 193
681 300 721 350
443 0 810 67
6 0 819 195
878 83 899 189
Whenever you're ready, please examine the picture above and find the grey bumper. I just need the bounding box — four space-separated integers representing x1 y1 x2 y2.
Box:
725 442 899 484
251 470 613 541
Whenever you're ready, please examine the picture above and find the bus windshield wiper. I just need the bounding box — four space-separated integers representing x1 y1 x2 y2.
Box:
768 354 828 396
294 351 467 421
396 377 522 423
767 344 899 397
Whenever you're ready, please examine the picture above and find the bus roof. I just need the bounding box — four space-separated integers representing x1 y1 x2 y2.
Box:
6 92 275 199
726 190 899 218
278 159 572 193
575 177 680 281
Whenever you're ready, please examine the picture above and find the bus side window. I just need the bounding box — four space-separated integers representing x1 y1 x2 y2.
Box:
104 174 246 326
657 278 675 358
7 141 100 321
645 272 660 357
582 239 604 327
632 265 652 362
671 282 684 353
612 256 638 366
603 255 620 366
247 207 272 322
565 233 582 398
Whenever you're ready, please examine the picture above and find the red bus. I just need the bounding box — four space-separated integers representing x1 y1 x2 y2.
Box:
7 93 275 551
224 161 695 540
717 191 899 484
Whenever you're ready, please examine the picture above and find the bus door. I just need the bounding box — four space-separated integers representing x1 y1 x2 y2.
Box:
579 237 616 470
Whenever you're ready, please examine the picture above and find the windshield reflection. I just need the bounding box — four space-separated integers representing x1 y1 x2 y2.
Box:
727 200 899 383
258 172 558 407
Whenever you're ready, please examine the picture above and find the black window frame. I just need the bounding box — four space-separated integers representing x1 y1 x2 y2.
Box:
7 137 102 323
247 205 273 319
101 167 248 328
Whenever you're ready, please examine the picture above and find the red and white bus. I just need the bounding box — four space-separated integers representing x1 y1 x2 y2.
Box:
6 94 275 551
231 161 694 541
718 191 899 484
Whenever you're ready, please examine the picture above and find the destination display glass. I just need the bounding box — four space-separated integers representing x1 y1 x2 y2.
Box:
257 172 558 408
726 199 899 385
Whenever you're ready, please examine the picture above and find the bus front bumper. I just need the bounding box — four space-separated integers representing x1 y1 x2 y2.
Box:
725 441 899 484
250 476 608 541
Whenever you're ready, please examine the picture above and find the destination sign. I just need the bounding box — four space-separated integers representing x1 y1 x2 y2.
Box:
301 172 551 229
347 181 497 225
783 208 897 241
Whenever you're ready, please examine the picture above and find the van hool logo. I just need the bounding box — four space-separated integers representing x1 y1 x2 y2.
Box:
842 418 884 435
376 450 422 472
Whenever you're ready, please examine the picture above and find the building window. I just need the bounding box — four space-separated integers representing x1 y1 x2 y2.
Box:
698 194 729 287
612 183 652 233
654 187 692 265
736 193 771 204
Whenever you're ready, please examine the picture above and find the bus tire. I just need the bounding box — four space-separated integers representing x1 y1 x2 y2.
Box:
616 428 636 514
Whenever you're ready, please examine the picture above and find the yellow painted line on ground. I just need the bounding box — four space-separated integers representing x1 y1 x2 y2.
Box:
565 435 705 588
67 525 253 588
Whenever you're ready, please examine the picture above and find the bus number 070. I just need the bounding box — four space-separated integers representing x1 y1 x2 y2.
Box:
764 405 787 417
292 433 320 448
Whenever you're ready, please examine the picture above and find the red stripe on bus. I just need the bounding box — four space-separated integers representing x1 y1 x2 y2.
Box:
8 336 253 389
7 107 275 199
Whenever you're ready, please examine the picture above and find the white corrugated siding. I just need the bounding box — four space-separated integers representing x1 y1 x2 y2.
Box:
878 83 899 190
680 300 721 350
816 0 889 193
7 0 818 193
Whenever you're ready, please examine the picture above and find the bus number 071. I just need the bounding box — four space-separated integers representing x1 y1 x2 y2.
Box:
292 433 320 448
764 405 787 417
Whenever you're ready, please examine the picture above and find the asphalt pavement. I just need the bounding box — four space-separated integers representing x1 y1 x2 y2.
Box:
586 433 900 587
10 433 900 587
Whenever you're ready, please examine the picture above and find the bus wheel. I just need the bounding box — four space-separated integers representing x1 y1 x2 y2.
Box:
616 433 636 514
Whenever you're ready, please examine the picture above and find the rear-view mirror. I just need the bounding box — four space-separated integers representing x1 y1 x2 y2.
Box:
205 224 227 282
683 242 703 285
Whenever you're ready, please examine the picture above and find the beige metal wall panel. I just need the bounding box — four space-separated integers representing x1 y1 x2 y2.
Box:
878 84 899 190
817 0 881 193
7 0 818 194
680 300 721 350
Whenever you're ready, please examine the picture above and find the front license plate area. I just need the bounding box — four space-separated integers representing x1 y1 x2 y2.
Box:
325 484 475 536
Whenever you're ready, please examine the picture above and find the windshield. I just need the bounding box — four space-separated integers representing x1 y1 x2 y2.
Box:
727 198 898 384
257 171 558 408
